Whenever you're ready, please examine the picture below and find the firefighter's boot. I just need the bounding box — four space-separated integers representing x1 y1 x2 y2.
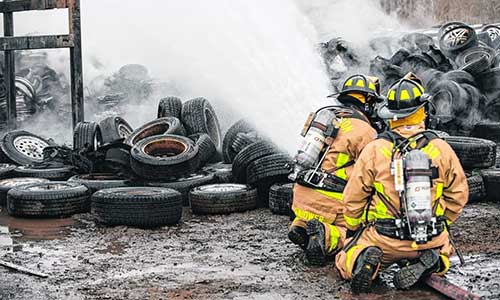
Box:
393 249 440 290
288 225 309 250
305 219 326 266
351 246 383 293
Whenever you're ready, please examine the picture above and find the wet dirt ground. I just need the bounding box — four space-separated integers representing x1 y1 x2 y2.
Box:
0 202 499 300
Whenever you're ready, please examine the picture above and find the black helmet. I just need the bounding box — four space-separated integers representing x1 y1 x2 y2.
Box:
378 73 431 119
339 74 380 100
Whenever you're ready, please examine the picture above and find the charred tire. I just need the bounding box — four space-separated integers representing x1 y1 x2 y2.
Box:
92 187 182 228
232 132 258 154
158 96 183 119
444 136 496 170
146 172 216 206
73 122 103 151
477 67 500 93
181 97 222 150
0 177 49 206
429 130 449 138
443 70 476 86
190 184 258 215
203 163 233 183
269 183 293 215
13 165 74 180
480 169 500 202
482 25 500 49
189 133 216 167
99 116 133 144
467 174 486 203
125 117 186 146
232 141 279 183
7 182 90 218
390 48 411 66
222 119 255 163
130 134 200 179
1 130 51 165
68 174 129 193
455 46 495 76
430 80 468 115
471 122 500 143
419 69 444 91
0 164 16 179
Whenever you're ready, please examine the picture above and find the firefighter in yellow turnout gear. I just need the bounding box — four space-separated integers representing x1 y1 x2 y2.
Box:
288 75 382 266
335 73 468 293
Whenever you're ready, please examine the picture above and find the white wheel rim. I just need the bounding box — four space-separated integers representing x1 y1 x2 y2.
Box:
487 27 500 41
13 136 48 160
444 29 470 47
118 124 132 138
28 183 68 191
198 184 247 193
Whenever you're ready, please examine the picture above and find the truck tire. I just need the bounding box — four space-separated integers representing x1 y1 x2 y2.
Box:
125 117 186 146
68 174 129 193
130 134 200 179
99 116 133 144
146 172 216 206
158 96 183 119
1 130 51 165
74 122 103 151
189 133 216 167
7 181 90 217
480 169 500 202
0 164 16 179
13 165 74 181
190 184 258 215
269 183 293 215
222 119 255 163
92 187 182 228
444 136 496 169
181 97 222 150
467 174 486 203
0 177 49 206
232 141 279 183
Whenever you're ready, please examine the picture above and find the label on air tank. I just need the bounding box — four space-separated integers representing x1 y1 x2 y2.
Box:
406 182 432 211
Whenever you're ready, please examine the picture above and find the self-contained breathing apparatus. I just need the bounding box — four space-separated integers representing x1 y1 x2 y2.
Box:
377 131 444 244
288 106 362 192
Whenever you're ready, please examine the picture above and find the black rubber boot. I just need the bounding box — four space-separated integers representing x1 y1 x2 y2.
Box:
393 249 440 290
351 247 383 294
305 219 326 266
288 225 309 250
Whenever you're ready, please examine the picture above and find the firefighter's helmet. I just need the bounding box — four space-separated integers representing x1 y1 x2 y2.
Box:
338 74 381 101
378 73 431 119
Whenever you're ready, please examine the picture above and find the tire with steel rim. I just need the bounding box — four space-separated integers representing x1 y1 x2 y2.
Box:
125 117 186 146
189 184 258 214
130 134 200 179
6 181 90 218
13 165 74 181
99 116 133 144
0 130 52 165
68 173 129 194
438 24 478 58
92 187 183 228
0 177 49 206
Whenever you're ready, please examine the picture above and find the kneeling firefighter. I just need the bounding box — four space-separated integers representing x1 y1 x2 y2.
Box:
335 73 468 293
288 74 382 266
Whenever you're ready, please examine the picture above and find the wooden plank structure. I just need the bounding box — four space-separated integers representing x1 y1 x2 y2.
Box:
0 0 83 128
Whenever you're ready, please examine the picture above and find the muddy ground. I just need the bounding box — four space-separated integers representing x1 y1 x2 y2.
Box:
0 202 499 300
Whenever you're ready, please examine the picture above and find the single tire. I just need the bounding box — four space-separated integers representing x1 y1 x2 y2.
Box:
439 24 478 58
203 162 233 183
455 46 495 76
0 163 16 179
481 24 500 49
269 183 293 215
125 117 186 146
480 169 500 202
430 80 469 115
390 48 411 66
0 177 49 206
146 172 215 206
419 69 444 92
444 136 496 169
99 116 133 144
467 174 486 203
443 70 476 86
222 119 255 163
13 165 74 181
190 184 258 214
428 130 449 138
181 97 222 150
246 153 292 185
7 181 90 218
158 96 183 119
189 133 216 167
476 67 500 93
92 187 182 228
1 130 51 165
232 141 280 183
68 173 129 193
231 132 259 154
471 122 500 143
73 122 103 151
130 134 200 179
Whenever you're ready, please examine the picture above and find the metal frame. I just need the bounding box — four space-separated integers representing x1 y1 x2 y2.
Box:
0 0 83 128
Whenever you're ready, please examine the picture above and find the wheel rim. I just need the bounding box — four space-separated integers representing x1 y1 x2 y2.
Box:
118 123 132 138
444 28 471 47
27 183 69 191
142 138 188 158
13 135 48 160
1 178 46 187
486 27 500 41
197 184 247 193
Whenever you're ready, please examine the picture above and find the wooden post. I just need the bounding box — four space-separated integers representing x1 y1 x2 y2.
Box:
3 9 16 128
68 0 84 128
